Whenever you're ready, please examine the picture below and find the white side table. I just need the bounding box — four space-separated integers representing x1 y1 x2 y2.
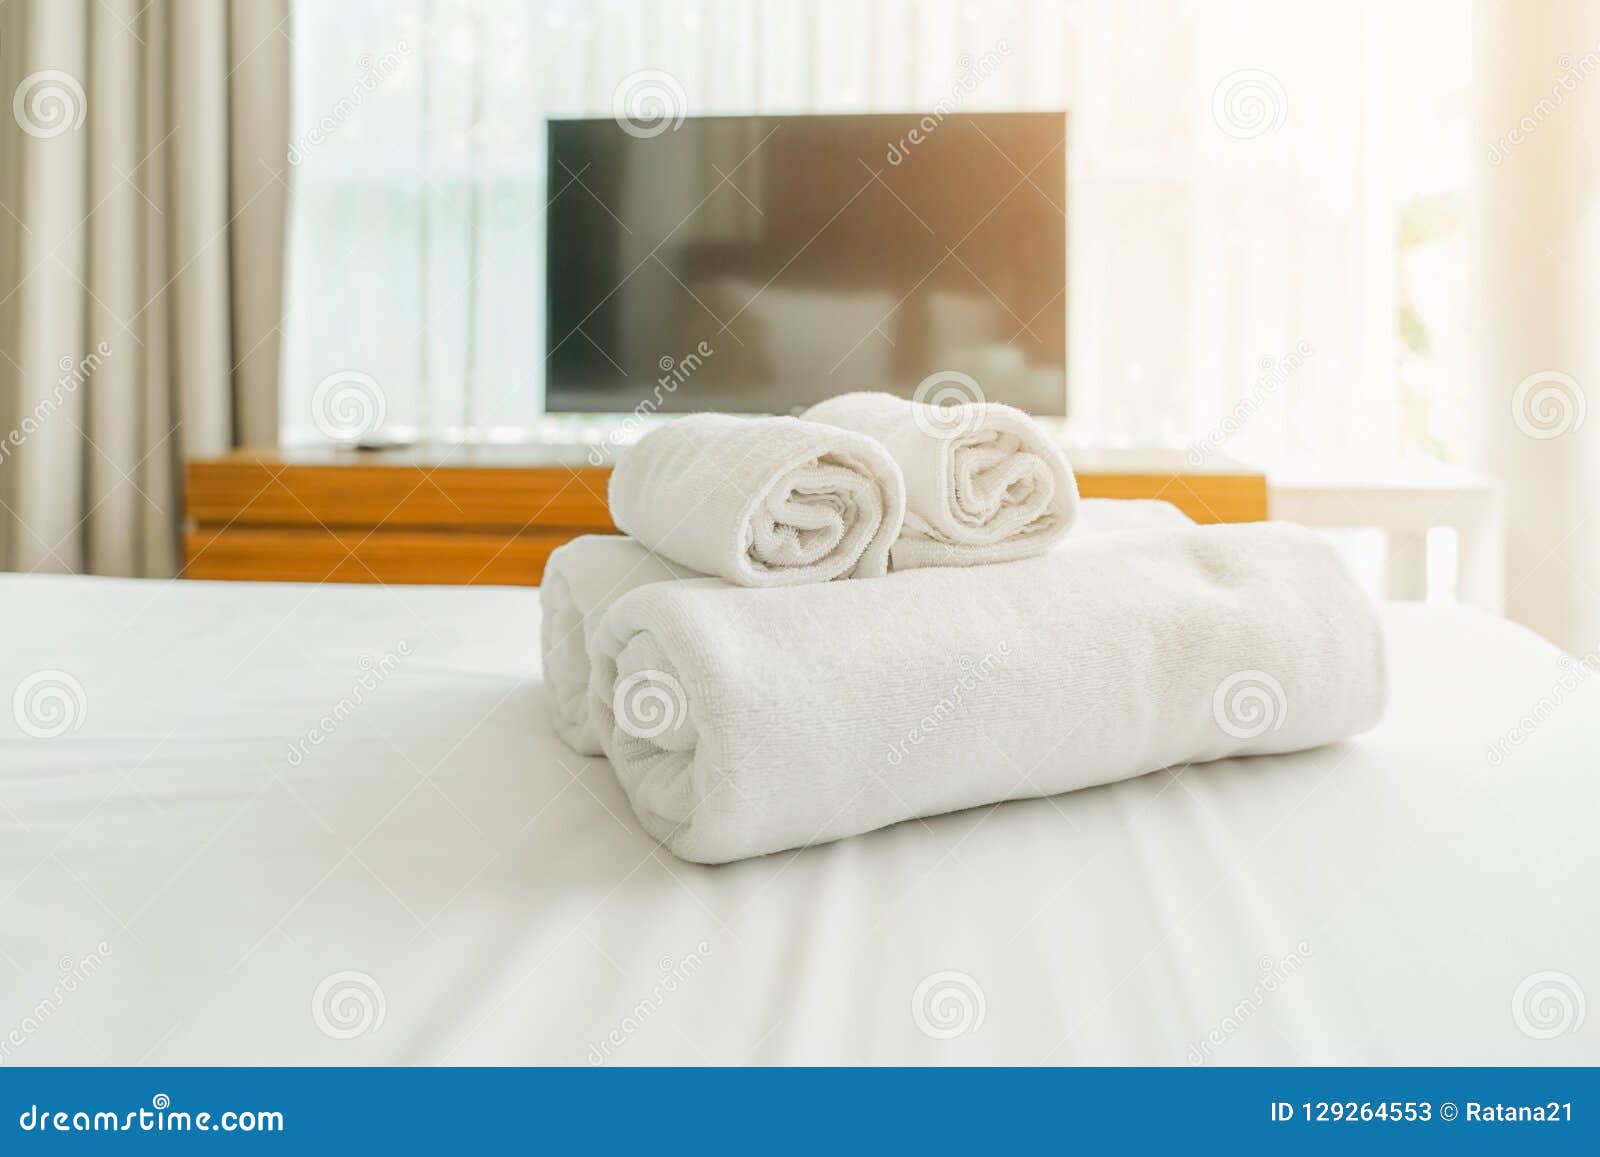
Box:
1268 463 1504 612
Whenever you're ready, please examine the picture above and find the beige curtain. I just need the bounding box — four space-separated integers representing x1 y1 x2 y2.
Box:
1473 0 1600 655
0 0 290 577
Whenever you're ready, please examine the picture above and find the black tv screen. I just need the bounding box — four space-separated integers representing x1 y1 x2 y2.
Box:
544 112 1066 415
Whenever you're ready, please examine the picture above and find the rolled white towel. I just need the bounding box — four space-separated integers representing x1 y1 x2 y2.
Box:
590 521 1385 863
542 500 1195 755
607 413 905 587
803 391 1079 569
541 535 704 755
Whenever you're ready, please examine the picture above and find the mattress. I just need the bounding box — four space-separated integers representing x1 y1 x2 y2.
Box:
1 573 1595 1065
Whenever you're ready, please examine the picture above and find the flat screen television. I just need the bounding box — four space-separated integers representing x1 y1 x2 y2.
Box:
545 111 1066 416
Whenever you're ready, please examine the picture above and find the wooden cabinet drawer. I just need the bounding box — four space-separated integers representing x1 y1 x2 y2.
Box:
185 459 614 530
183 527 598 585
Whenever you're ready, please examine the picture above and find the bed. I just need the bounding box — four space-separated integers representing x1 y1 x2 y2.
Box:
2 573 1595 1065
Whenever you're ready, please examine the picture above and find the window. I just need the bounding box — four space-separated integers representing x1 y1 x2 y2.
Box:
282 0 1471 468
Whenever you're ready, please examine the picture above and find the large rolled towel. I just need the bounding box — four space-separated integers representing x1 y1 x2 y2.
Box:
607 413 905 587
1070 498 1192 536
803 390 1079 568
541 535 704 755
542 501 1191 755
590 522 1385 863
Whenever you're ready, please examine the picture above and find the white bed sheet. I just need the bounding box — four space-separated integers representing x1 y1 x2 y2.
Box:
1 573 1595 1065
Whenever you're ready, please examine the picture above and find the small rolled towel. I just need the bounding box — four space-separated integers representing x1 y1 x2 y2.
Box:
607 413 905 587
803 391 1079 568
590 522 1385 863
541 535 704 755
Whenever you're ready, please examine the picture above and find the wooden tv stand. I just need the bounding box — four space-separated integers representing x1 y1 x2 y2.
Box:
183 442 1266 586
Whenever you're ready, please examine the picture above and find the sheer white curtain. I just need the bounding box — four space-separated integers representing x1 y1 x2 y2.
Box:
282 0 1467 468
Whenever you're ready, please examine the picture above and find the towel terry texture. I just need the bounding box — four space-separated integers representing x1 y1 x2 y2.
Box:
1070 497 1193 536
542 499 1193 757
803 391 1079 569
588 521 1386 863
540 536 703 755
607 413 905 587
